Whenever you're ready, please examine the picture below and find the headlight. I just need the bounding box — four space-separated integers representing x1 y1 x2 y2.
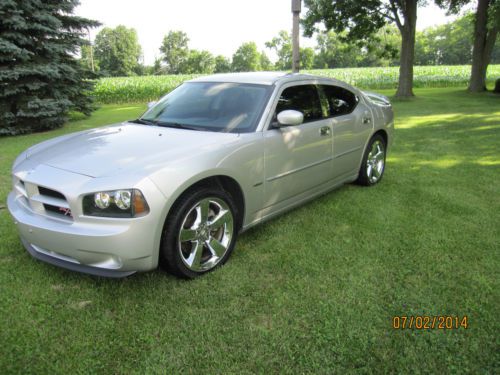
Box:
114 190 131 210
82 189 149 218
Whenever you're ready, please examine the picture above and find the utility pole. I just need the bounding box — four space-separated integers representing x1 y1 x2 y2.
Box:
291 0 301 73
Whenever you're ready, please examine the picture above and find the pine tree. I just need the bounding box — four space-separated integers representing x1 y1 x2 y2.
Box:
0 0 99 135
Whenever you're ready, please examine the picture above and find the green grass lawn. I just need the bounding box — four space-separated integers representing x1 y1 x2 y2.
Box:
0 88 499 373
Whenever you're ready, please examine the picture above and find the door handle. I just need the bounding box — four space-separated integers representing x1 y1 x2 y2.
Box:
362 117 371 124
320 126 331 136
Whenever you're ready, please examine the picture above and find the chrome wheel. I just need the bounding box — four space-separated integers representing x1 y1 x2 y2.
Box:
178 197 234 272
366 140 385 184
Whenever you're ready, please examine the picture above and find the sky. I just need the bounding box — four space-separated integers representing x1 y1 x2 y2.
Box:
75 0 462 65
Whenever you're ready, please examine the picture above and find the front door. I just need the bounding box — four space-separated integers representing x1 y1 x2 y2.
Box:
263 84 333 209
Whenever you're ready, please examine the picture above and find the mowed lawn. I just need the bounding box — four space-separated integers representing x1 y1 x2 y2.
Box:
0 88 499 373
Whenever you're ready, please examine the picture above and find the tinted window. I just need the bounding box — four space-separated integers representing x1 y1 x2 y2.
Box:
141 82 271 133
321 85 358 117
276 85 323 123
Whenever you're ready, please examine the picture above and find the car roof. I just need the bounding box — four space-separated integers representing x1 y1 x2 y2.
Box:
188 71 343 86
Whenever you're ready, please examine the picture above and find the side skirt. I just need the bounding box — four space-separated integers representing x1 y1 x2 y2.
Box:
241 172 358 232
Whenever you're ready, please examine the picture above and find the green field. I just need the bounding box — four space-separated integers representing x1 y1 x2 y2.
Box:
93 64 500 103
0 88 499 373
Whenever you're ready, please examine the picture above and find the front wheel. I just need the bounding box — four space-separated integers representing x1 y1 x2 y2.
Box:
160 187 238 279
357 134 386 186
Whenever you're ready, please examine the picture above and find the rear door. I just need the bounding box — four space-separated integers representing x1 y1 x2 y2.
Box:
319 85 373 179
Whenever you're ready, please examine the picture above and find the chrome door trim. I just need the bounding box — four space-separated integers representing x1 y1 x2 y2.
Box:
266 156 333 182
333 146 363 159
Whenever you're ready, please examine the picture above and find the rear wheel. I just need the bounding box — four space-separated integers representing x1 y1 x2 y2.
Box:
160 187 238 278
357 134 386 186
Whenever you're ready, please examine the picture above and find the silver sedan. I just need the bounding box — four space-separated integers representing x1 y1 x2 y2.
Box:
7 72 394 278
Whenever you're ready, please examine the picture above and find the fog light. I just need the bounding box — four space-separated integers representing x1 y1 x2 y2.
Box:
94 192 110 209
114 190 131 210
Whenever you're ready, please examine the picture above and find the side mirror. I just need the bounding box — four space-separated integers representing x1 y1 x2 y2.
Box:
277 110 304 127
147 101 157 109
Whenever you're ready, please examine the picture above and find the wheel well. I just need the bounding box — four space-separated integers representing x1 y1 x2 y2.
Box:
176 176 245 230
373 129 388 146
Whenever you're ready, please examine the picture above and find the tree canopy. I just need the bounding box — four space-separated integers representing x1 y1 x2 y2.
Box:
434 0 499 91
214 55 232 73
416 13 474 65
76 14 498 78
0 0 99 135
265 30 316 70
94 25 142 77
303 0 421 97
232 42 263 72
159 31 190 74
182 50 215 74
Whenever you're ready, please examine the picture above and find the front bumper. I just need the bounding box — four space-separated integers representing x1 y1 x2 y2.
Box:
6 162 169 277
7 191 161 277
20 237 136 278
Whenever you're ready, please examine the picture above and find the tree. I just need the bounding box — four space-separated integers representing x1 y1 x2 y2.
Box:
181 50 215 74
312 26 399 69
132 62 146 76
300 47 315 69
0 0 99 135
437 0 499 91
415 14 474 65
260 51 274 70
468 0 499 91
303 0 425 97
151 57 167 75
214 55 232 73
159 31 189 74
80 44 98 72
266 30 317 70
313 30 360 68
266 30 293 70
362 26 401 66
94 25 141 76
492 35 500 63
232 42 262 72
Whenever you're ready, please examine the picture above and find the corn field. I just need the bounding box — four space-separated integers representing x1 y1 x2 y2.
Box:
93 65 500 104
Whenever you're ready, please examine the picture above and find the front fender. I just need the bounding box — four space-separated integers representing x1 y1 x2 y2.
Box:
148 132 265 254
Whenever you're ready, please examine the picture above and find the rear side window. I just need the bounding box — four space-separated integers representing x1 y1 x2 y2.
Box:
320 85 358 117
276 85 323 123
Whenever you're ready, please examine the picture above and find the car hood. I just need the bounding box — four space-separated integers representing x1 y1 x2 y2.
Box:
26 123 240 178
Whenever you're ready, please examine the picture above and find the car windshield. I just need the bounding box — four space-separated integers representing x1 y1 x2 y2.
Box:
139 82 271 133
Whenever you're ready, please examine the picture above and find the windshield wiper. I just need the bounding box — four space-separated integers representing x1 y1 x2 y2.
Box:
130 118 156 125
155 121 204 131
131 119 205 131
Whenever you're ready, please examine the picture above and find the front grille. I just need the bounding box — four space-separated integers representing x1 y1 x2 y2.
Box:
14 177 73 220
43 204 72 218
38 186 66 200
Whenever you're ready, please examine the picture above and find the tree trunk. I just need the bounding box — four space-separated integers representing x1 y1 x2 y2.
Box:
395 0 417 98
468 0 498 92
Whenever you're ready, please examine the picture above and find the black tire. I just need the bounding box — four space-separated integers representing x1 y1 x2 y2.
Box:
357 134 387 186
159 187 238 279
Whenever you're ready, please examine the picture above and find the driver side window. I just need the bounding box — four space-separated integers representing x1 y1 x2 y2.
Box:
275 84 323 124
